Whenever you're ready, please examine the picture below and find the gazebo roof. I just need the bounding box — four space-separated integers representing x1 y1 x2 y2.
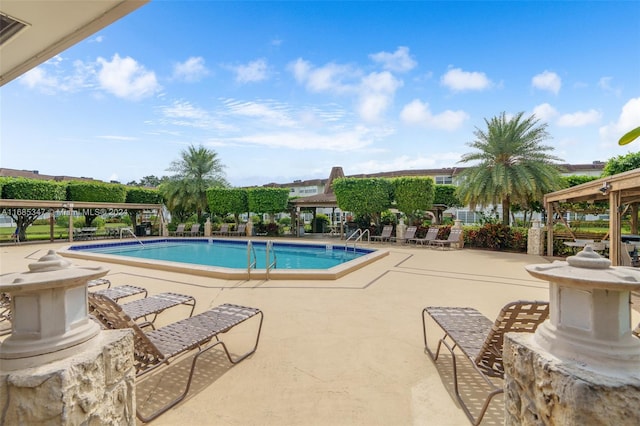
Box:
291 166 344 208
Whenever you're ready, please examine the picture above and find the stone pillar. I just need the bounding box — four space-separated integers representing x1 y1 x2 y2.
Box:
246 221 253 236
1 330 136 425
504 333 640 425
396 220 407 242
527 219 545 256
505 247 640 425
453 219 462 229
204 218 212 237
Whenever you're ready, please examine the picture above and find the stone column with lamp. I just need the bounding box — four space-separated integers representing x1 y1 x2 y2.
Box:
0 251 135 425
503 247 640 424
527 219 545 256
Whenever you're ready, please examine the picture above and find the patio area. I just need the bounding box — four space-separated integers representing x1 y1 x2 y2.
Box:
2 239 630 425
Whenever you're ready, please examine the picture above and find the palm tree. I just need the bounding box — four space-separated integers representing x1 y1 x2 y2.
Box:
456 112 563 226
161 145 228 222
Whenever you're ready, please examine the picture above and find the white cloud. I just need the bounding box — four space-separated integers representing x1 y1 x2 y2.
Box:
532 70 561 94
230 58 268 83
223 99 297 127
97 135 138 141
19 67 58 93
173 57 209 82
599 97 640 144
97 54 160 100
369 46 417 72
400 99 469 130
440 67 492 92
532 103 558 122
598 76 622 96
227 127 375 152
157 100 233 130
557 109 601 127
288 58 359 94
289 58 401 122
357 71 403 122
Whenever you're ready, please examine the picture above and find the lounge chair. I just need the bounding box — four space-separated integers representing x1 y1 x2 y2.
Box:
170 223 186 237
422 300 549 425
429 228 463 250
187 223 201 237
212 223 229 236
88 279 194 328
88 293 263 423
0 292 11 335
229 223 247 237
371 225 393 243
93 284 148 301
116 292 196 329
409 227 439 246
391 226 417 244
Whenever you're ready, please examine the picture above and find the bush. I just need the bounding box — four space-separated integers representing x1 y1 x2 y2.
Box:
464 224 527 252
278 217 291 226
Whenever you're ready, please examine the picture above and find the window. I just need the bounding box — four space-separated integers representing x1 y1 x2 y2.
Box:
435 175 453 185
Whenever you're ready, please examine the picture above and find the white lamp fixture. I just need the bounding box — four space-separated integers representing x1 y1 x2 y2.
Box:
526 246 640 376
0 250 107 370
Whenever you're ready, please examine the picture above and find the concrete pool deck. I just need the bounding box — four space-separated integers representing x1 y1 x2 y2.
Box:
2 238 636 425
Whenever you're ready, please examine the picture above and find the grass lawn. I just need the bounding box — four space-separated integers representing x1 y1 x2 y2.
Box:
0 223 129 242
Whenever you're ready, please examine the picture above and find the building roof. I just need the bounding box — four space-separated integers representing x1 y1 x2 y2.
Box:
0 0 148 86
0 168 98 182
273 162 606 189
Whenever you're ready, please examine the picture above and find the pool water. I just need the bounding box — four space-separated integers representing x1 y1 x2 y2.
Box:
70 239 371 270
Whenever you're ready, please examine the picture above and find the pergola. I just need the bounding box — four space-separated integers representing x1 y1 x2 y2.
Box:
544 168 640 265
0 199 164 242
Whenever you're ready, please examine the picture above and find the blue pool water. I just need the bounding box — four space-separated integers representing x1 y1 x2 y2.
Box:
69 239 373 270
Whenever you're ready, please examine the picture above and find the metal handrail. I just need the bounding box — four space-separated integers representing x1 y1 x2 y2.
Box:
122 227 144 247
247 240 257 279
344 228 369 251
265 240 277 280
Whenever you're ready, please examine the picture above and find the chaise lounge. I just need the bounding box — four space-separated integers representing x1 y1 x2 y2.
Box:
422 300 549 425
88 293 264 423
371 225 393 243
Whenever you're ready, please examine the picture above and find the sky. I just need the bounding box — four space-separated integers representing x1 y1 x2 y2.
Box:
1 1 639 187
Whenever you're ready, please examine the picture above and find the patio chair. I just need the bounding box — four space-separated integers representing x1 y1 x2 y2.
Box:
0 292 11 335
187 223 201 237
371 225 393 243
170 223 186 237
409 227 439 246
391 226 417 244
212 223 229 236
229 223 247 237
422 300 549 425
88 293 263 423
116 292 196 329
92 284 148 301
429 228 464 250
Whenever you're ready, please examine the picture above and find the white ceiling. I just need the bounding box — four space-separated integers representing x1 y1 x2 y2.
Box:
0 0 149 86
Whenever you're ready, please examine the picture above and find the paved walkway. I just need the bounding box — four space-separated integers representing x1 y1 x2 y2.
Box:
1 239 626 425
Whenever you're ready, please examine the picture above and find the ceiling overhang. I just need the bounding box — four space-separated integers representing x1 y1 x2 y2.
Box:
0 0 149 87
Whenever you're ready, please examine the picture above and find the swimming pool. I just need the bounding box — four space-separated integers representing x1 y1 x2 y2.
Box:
60 238 388 280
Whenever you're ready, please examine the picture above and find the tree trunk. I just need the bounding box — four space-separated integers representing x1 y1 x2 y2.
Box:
502 198 511 226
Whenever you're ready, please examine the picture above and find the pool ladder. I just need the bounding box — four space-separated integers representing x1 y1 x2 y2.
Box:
265 240 277 280
122 227 144 248
247 240 257 279
247 240 277 280
345 229 369 252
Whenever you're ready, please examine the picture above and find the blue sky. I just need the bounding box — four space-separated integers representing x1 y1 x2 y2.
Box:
2 1 639 187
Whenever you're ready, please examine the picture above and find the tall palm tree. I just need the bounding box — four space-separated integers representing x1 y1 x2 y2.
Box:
456 112 563 226
161 145 228 222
